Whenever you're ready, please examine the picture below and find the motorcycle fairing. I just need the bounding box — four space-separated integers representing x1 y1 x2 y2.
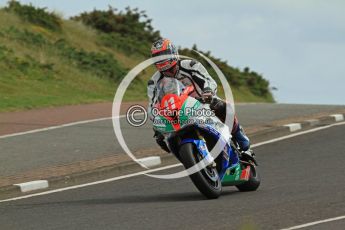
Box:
179 124 240 181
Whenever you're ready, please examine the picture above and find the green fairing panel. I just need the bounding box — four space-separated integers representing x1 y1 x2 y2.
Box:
221 164 248 186
152 97 200 133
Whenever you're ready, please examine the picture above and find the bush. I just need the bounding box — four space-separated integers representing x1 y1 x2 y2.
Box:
180 48 244 86
0 26 48 46
54 39 126 82
72 6 160 43
245 72 270 97
5 0 61 31
0 45 54 80
0 45 11 60
180 47 272 97
100 33 149 56
0 25 125 82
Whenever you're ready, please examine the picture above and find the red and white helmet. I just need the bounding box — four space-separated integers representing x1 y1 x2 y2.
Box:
151 38 179 72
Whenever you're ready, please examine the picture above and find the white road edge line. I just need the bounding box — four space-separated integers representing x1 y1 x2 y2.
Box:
0 163 182 203
252 121 345 148
279 215 345 230
0 117 114 139
1 121 345 203
0 112 146 139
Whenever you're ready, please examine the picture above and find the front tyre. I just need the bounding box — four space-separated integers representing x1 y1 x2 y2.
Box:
179 143 221 199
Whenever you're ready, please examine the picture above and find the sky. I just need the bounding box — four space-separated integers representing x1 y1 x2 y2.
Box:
1 0 344 105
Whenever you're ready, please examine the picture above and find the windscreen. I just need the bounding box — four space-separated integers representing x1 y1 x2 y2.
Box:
156 77 185 103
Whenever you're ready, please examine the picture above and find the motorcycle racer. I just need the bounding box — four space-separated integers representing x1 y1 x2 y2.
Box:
147 38 251 154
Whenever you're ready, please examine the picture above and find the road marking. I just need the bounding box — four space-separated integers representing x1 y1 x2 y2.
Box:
252 121 345 148
0 116 122 139
0 163 182 203
284 123 302 132
0 112 147 139
330 114 344 122
279 215 345 230
0 117 114 139
1 121 345 203
14 180 49 193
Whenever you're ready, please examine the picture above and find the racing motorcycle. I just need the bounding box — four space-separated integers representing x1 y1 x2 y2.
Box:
152 77 260 199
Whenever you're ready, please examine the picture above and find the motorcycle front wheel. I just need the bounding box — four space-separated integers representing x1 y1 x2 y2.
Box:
179 143 222 199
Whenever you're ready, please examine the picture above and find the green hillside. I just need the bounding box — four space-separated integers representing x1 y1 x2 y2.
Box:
0 1 274 112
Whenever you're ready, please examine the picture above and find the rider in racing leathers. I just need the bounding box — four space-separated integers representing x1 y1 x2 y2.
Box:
147 38 251 154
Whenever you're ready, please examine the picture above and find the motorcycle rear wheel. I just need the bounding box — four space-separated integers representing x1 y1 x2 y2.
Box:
236 164 260 192
179 143 222 199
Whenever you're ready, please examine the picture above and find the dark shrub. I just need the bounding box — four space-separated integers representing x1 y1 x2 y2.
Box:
72 6 160 43
5 0 61 31
54 39 126 82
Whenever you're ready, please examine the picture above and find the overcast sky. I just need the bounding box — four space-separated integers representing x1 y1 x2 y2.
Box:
1 0 344 105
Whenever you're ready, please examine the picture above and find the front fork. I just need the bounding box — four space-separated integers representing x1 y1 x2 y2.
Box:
180 130 240 180
178 129 255 186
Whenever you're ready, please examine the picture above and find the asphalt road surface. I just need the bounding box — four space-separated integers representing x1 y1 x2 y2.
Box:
0 104 344 176
0 122 344 230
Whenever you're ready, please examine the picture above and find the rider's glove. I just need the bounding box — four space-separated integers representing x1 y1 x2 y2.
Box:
202 87 213 103
154 131 170 153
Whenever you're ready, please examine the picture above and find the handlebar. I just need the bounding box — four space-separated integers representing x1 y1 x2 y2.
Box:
195 96 212 104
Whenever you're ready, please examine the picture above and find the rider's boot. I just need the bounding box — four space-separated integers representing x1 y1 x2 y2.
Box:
231 116 250 151
232 124 250 152
231 120 256 164
209 97 255 160
210 98 251 151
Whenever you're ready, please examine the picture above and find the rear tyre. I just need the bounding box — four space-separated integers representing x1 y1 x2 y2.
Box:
179 143 221 199
236 164 260 192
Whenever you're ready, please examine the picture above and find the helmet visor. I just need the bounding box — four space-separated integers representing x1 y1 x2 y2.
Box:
152 49 178 71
